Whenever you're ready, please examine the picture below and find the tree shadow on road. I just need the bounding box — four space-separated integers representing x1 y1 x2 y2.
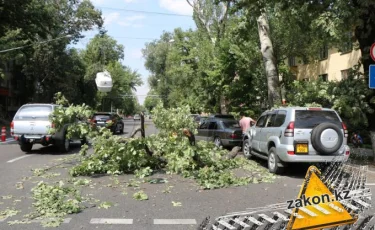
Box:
247 156 309 179
27 142 82 155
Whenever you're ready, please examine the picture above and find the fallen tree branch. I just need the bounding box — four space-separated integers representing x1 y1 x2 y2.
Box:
130 126 142 138
225 146 241 159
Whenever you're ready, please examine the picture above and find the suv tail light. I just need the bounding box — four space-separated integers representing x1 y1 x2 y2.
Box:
230 133 239 139
284 122 294 137
10 121 14 136
342 122 348 138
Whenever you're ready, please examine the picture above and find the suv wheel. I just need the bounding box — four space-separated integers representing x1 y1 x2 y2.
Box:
243 139 252 159
59 133 70 153
81 137 88 145
311 123 343 154
268 147 284 174
214 137 222 147
20 142 33 153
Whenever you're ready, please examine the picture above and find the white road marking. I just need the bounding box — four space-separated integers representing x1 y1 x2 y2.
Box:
7 155 32 163
154 219 197 225
90 218 133 224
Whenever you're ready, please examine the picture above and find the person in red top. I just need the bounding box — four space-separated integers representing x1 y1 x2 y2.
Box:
239 112 255 133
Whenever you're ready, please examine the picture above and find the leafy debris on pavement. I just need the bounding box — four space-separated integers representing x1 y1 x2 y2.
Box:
98 202 113 209
0 208 20 219
172 201 182 207
13 181 84 227
133 190 148 201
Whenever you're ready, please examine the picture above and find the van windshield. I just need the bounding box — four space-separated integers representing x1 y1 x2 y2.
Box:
14 105 52 121
294 110 341 129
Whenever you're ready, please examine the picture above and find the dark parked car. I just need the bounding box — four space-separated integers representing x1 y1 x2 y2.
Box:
194 115 208 127
196 117 243 148
91 112 124 134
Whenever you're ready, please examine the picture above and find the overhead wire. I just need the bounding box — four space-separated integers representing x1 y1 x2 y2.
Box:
97 6 192 17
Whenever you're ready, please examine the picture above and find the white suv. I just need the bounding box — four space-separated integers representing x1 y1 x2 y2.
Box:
242 107 350 174
11 104 86 153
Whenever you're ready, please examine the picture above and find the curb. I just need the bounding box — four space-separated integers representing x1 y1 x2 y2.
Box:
0 138 17 145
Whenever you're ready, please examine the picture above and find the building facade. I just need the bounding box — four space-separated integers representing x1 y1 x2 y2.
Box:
287 44 363 82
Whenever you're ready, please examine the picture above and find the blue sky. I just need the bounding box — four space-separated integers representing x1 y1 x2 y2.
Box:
76 0 196 104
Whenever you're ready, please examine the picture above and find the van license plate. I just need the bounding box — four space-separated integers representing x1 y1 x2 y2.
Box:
296 143 308 154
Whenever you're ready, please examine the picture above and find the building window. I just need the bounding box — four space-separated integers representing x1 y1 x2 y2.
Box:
319 74 328 82
341 69 350 80
303 78 310 82
320 44 328 60
288 57 296 67
341 32 353 53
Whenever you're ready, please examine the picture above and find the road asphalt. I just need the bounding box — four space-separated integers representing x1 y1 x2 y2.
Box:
0 119 374 229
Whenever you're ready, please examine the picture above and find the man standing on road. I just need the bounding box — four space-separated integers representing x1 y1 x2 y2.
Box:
239 112 255 133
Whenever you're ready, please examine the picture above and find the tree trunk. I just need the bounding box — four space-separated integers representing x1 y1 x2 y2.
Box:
220 95 227 114
140 112 145 138
354 2 375 161
257 13 281 108
370 131 375 160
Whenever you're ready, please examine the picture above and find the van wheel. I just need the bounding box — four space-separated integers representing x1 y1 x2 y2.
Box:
268 147 284 174
20 142 33 153
119 124 124 134
58 133 70 153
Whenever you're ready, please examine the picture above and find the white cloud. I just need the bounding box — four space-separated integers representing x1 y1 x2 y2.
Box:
124 0 137 3
90 0 106 5
103 13 145 28
103 12 120 26
159 0 193 16
117 14 145 27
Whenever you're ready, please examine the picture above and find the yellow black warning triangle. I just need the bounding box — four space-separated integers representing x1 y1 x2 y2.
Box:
287 166 357 230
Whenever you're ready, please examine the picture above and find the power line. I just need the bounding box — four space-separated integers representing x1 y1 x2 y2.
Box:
98 6 192 17
0 35 72 54
114 36 156 40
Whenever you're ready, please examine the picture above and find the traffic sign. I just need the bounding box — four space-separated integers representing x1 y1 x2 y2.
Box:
371 43 375 62
287 166 356 230
370 65 375 89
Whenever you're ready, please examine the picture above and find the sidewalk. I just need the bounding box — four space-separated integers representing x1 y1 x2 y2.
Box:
350 147 374 157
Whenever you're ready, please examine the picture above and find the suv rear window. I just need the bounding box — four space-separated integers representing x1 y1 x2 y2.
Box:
14 105 52 121
294 110 341 129
94 114 111 120
222 120 240 129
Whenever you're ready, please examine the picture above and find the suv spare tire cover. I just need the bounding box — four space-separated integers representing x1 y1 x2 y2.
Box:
311 123 343 155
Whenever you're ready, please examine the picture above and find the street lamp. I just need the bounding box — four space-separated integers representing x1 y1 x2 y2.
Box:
95 70 113 93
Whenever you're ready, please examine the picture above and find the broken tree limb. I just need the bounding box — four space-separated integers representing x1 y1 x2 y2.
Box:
226 146 241 159
130 126 142 138
140 112 146 138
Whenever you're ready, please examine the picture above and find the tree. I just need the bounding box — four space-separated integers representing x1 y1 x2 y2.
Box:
81 34 142 113
144 90 162 112
0 0 103 103
186 0 233 113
